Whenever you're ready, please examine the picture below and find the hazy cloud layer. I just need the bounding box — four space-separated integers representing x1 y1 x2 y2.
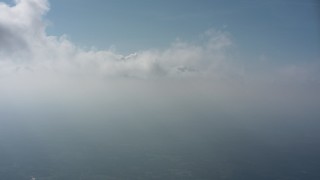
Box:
0 0 319 114
0 2 319 179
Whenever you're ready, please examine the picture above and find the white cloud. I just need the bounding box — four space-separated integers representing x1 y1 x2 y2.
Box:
0 0 319 115
0 0 48 54
0 0 240 80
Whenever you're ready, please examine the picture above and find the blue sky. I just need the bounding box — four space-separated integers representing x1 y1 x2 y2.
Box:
1 0 318 65
43 0 319 64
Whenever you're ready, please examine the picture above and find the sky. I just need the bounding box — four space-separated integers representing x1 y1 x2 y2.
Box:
0 0 318 124
4 0 318 55
0 0 319 106
0 0 320 179
0 0 319 107
47 0 319 61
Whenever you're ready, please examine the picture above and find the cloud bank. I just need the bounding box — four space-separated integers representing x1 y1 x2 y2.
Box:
0 0 237 80
1 0 318 81
0 2 319 179
0 0 319 115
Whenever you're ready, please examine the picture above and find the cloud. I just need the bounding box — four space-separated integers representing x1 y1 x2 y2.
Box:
0 0 240 80
0 0 48 54
0 0 319 115
1 0 318 82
